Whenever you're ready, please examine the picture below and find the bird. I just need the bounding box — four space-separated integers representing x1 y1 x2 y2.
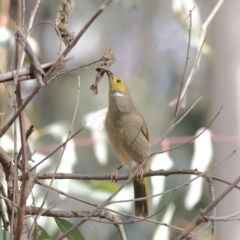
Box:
105 71 150 217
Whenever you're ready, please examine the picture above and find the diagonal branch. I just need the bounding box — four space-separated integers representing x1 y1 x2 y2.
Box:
175 174 240 240
43 0 113 83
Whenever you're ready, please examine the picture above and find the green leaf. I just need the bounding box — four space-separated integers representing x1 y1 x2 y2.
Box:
55 218 85 240
0 228 10 240
33 224 51 240
88 180 120 192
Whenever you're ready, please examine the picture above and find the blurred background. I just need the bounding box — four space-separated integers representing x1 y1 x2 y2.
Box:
1 0 240 239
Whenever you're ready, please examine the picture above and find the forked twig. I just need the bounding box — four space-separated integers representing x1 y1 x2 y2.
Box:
28 77 81 239
174 8 193 117
170 0 224 107
175 175 240 240
43 0 113 84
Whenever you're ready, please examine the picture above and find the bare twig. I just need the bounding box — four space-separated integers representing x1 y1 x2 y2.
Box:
0 58 71 83
170 0 224 107
100 211 127 240
172 96 202 129
29 77 81 239
35 179 132 219
47 58 103 83
34 169 208 181
0 195 9 230
14 66 29 240
0 195 19 214
0 86 41 138
28 205 55 238
13 0 29 238
26 181 202 236
17 124 34 162
28 0 41 34
29 128 83 171
151 39 208 154
43 0 113 84
26 205 127 240
33 169 240 193
32 142 240 238
205 211 240 221
0 184 12 212
208 177 216 235
15 28 45 87
12 115 18 239
153 106 222 155
212 177 240 190
20 0 42 67
27 21 63 54
174 8 193 117
0 146 17 236
175 174 240 240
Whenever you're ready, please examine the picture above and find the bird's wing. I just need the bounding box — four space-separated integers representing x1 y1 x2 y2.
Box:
141 121 150 143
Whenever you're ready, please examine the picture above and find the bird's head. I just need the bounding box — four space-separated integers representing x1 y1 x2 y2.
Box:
106 71 130 99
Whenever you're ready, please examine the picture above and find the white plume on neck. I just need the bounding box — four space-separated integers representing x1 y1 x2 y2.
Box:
113 91 124 98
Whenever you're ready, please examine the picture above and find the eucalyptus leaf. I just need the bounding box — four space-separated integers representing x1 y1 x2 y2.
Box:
55 218 85 240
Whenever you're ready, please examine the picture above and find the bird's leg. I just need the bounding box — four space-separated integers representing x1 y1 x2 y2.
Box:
136 167 144 180
111 165 123 182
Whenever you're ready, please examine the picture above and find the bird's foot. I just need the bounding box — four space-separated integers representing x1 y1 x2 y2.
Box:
111 170 119 183
110 165 123 182
136 167 144 180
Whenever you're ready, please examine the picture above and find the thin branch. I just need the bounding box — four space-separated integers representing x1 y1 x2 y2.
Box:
24 197 200 238
34 167 240 192
99 211 127 240
27 21 63 54
0 146 17 237
20 0 41 72
191 223 211 239
153 106 222 155
26 205 128 240
0 184 12 213
205 211 240 221
28 0 41 34
174 8 193 117
29 77 81 239
175 175 240 240
179 37 206 107
208 177 216 235
17 124 34 162
43 0 113 84
34 169 208 181
212 177 240 190
0 58 71 83
172 96 202 129
15 28 45 87
0 196 9 230
0 85 41 138
0 194 19 210
33 144 240 223
28 205 55 238
29 128 83 171
12 113 18 239
26 182 201 236
47 58 103 82
14 0 30 238
169 0 224 107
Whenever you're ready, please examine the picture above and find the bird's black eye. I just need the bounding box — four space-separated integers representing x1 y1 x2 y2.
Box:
116 79 121 83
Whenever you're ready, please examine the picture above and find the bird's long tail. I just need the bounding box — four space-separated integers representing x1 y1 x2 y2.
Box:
133 177 149 217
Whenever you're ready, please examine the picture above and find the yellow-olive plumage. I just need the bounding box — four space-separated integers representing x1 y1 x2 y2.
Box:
105 72 150 217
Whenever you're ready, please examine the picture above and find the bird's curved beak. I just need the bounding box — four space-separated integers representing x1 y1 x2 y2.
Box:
106 70 113 80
